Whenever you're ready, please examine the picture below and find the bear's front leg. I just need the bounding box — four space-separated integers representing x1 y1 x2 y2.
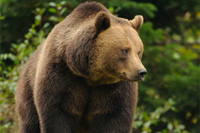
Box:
33 64 87 133
34 87 80 133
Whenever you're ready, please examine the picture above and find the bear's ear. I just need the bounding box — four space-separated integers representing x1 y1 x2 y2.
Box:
130 15 143 31
95 12 110 33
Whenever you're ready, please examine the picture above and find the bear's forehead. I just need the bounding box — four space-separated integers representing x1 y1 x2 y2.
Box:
110 16 131 27
108 24 141 43
98 25 143 50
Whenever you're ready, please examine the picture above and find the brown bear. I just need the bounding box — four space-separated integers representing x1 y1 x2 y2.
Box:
15 1 147 133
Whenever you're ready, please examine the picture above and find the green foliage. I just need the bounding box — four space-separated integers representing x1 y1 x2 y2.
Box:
134 99 190 133
106 0 157 19
137 43 199 132
0 0 199 133
139 22 165 45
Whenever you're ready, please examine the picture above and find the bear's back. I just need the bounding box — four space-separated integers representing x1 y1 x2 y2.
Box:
68 2 109 21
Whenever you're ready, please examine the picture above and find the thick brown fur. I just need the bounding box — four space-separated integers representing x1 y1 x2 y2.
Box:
15 1 146 133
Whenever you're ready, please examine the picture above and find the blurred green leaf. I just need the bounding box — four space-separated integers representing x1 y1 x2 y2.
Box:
48 8 57 13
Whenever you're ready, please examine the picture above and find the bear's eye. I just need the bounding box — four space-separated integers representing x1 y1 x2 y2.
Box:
138 51 142 59
122 49 129 55
138 51 141 56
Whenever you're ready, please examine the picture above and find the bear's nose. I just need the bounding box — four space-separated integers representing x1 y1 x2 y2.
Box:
137 69 147 80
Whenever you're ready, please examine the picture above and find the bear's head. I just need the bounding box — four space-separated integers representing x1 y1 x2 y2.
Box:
66 12 147 86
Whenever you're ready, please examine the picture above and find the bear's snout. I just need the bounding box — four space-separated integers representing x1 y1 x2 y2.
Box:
137 69 147 81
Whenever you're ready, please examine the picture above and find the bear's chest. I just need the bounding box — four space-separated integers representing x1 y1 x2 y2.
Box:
61 82 135 131
75 87 121 131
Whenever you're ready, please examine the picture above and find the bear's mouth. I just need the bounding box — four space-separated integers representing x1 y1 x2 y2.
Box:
126 76 144 82
118 72 145 82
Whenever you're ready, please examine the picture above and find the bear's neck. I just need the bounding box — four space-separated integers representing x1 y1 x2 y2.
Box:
86 76 121 87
